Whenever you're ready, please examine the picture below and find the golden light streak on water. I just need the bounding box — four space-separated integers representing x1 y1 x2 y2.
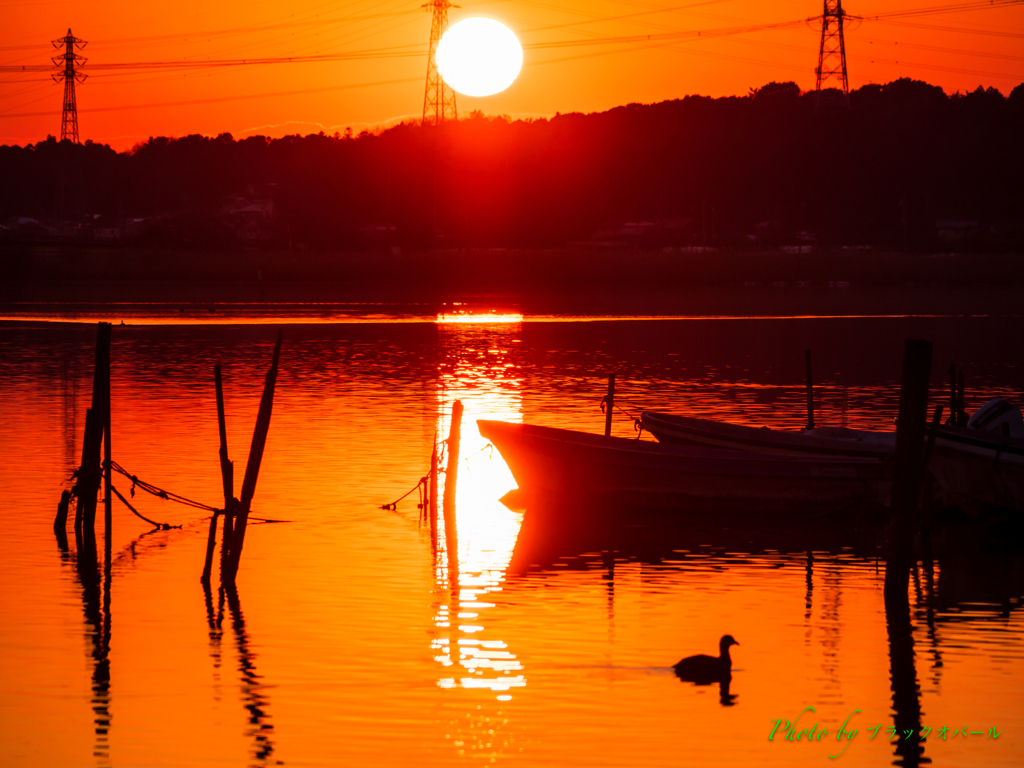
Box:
435 312 525 325
432 317 526 709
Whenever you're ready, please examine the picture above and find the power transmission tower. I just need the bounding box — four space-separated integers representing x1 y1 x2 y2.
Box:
52 28 87 143
815 1 848 93
422 1 457 126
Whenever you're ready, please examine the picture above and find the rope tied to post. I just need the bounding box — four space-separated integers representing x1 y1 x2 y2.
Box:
382 475 430 511
600 395 640 422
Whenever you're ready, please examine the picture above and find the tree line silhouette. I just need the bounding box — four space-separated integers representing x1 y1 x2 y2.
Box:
1 78 1022 251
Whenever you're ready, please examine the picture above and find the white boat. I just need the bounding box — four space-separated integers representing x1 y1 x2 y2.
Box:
639 399 1024 514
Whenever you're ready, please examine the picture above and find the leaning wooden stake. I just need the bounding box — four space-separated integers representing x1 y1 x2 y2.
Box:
604 373 616 438
74 408 97 537
222 332 282 585
884 339 932 608
202 364 236 584
54 489 72 538
805 349 815 431
956 369 966 426
442 400 463 584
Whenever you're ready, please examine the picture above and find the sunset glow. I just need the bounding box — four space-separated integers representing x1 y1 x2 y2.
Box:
2 0 1024 760
2 1 1022 149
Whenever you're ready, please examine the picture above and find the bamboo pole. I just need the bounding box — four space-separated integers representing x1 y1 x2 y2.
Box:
805 350 815 431
947 361 956 426
604 373 615 438
217 365 235 561
202 364 236 584
222 332 282 585
956 369 966 426
75 408 97 538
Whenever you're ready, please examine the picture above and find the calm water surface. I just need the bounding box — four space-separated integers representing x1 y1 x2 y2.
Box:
1 309 1023 768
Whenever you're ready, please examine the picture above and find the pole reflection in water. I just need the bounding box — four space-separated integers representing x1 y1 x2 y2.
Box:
887 583 928 768
202 583 278 767
431 313 526 758
203 582 226 704
67 525 112 766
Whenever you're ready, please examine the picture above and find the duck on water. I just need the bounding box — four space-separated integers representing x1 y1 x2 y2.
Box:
674 635 739 683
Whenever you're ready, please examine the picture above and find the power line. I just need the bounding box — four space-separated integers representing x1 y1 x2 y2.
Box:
0 44 427 73
860 36 1024 64
875 18 1024 39
0 75 420 119
2 0 1020 77
89 10 417 48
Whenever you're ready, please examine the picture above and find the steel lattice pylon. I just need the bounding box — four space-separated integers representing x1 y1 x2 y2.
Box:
52 28 87 143
815 0 848 93
422 1 457 126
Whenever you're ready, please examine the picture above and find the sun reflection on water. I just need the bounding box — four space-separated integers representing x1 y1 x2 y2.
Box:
431 315 526 708
436 311 525 325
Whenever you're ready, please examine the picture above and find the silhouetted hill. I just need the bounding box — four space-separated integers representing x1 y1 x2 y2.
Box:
1 78 1022 252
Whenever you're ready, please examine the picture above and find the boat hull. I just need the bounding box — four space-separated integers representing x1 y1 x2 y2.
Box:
640 411 1024 514
477 420 889 516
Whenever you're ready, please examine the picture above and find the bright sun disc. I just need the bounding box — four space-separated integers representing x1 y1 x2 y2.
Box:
437 18 522 97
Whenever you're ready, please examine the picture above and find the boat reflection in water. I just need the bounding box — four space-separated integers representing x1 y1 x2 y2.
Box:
430 312 527 759
507 480 1024 765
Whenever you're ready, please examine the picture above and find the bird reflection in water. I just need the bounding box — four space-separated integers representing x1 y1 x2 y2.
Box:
673 635 740 707
203 582 279 767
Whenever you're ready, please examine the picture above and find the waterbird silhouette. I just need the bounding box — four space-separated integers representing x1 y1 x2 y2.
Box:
673 635 738 683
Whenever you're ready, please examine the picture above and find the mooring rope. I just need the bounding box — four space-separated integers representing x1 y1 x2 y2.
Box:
601 394 643 421
67 460 291 529
110 483 181 530
110 460 221 513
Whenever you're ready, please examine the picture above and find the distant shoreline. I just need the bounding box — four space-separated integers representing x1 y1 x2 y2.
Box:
1 245 1021 318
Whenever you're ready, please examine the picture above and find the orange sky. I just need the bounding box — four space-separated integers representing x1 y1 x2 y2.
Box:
2 0 1023 151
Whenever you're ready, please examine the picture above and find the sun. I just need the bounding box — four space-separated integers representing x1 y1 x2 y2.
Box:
437 18 523 98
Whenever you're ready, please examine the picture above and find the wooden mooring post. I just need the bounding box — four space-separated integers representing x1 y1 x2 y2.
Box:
102 323 113 563
222 332 282 586
884 339 933 608
442 400 463 583
67 323 111 542
805 350 815 431
603 373 615 438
